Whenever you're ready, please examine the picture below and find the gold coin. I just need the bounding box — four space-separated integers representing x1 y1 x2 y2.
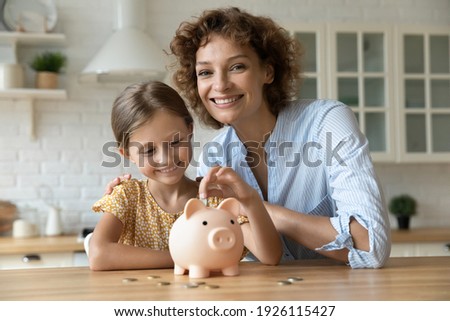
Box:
156 281 171 286
204 284 220 289
190 281 206 286
147 275 161 279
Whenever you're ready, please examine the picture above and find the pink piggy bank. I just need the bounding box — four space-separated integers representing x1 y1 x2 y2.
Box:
169 197 244 278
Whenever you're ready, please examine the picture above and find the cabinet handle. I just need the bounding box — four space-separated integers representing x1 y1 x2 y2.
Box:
22 254 41 263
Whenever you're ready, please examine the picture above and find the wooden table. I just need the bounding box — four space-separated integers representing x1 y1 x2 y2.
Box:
0 235 84 255
0 256 449 301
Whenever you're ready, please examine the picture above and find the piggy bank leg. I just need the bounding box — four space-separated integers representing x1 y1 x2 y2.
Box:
174 264 186 275
188 266 210 278
222 265 239 276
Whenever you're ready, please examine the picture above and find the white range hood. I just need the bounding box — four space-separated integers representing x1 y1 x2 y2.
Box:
80 0 166 83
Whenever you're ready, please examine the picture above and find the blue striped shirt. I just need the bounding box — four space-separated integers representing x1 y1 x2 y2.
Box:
197 99 391 268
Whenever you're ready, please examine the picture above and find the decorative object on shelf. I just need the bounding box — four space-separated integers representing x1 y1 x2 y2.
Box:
2 0 57 33
0 200 17 235
0 62 24 88
29 50 66 89
389 194 417 230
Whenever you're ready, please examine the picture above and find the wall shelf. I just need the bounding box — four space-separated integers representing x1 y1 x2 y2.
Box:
0 32 67 140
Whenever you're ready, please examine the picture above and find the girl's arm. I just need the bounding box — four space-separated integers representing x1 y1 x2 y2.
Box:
88 212 173 271
199 167 282 265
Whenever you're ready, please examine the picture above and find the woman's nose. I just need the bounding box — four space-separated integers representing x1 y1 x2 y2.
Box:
213 72 230 92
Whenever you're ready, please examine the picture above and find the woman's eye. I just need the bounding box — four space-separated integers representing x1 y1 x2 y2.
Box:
197 70 211 77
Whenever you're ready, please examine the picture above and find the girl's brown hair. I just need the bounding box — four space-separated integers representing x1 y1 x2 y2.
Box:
170 7 303 129
111 81 193 152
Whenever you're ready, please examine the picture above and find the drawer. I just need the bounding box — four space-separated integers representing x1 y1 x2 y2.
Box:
0 252 77 269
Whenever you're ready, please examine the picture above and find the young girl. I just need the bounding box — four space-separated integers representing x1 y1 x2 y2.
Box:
88 81 281 271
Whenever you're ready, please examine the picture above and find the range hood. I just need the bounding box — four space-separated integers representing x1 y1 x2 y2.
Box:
79 0 166 83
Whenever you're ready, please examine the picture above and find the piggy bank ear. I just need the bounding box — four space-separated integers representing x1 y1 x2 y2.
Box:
184 198 206 219
217 198 240 216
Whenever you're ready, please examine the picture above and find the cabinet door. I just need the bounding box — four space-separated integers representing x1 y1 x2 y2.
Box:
329 25 395 162
289 25 327 99
398 27 450 162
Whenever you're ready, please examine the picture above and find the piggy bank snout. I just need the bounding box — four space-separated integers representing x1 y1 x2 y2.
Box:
208 227 236 250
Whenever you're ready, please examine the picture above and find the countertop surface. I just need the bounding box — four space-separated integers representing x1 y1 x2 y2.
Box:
0 228 448 255
390 227 450 243
0 235 84 255
0 256 449 300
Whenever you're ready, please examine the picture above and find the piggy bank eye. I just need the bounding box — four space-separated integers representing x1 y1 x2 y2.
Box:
202 221 208 226
230 219 235 225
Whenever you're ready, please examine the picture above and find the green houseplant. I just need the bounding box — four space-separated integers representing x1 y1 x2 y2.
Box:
29 51 67 89
388 194 417 230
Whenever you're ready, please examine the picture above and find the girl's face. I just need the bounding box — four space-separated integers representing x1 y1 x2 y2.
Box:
195 35 274 127
123 110 193 186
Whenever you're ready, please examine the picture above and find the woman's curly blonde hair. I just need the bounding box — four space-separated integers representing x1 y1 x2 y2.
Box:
169 7 303 129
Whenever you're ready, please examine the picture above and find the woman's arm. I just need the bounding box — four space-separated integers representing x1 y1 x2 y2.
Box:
88 212 173 271
199 167 282 265
264 202 369 263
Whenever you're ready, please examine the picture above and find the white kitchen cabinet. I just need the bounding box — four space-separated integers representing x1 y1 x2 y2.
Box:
390 242 450 257
396 26 450 162
287 24 450 163
328 25 395 162
0 251 88 269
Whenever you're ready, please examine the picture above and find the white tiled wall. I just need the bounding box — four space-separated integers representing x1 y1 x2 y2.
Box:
0 0 449 234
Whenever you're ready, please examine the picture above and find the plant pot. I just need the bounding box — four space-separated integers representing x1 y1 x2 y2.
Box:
396 216 410 230
35 71 58 89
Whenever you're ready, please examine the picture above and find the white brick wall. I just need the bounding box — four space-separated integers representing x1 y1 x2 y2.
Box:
0 0 449 235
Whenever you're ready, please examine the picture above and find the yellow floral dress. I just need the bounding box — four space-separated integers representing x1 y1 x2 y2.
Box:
91 179 221 250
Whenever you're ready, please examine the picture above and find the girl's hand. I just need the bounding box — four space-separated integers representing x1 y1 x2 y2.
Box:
104 174 132 195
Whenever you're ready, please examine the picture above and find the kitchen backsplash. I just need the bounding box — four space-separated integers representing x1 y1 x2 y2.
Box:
0 0 449 234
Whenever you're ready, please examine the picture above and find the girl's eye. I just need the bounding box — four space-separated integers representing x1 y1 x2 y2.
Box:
171 140 180 146
231 64 245 72
144 149 155 155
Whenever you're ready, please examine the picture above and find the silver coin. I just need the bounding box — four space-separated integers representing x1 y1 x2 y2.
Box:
287 276 303 282
184 283 199 289
190 281 206 286
122 277 138 283
147 275 161 279
156 281 171 286
277 280 292 286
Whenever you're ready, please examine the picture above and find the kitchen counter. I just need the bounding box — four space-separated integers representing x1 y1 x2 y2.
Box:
391 227 450 243
0 256 449 300
0 235 84 255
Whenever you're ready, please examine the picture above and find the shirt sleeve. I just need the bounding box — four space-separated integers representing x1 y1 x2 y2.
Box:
91 184 130 225
313 103 391 268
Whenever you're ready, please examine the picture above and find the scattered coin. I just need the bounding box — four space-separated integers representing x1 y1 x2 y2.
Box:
122 278 138 283
156 281 171 286
190 281 206 286
147 275 161 279
287 276 303 282
184 283 199 289
204 284 220 289
277 280 292 286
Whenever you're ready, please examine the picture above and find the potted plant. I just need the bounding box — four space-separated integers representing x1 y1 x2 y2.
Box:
29 51 67 89
388 194 417 230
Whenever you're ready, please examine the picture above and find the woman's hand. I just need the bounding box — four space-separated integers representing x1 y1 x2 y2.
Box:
198 166 257 205
104 174 132 195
